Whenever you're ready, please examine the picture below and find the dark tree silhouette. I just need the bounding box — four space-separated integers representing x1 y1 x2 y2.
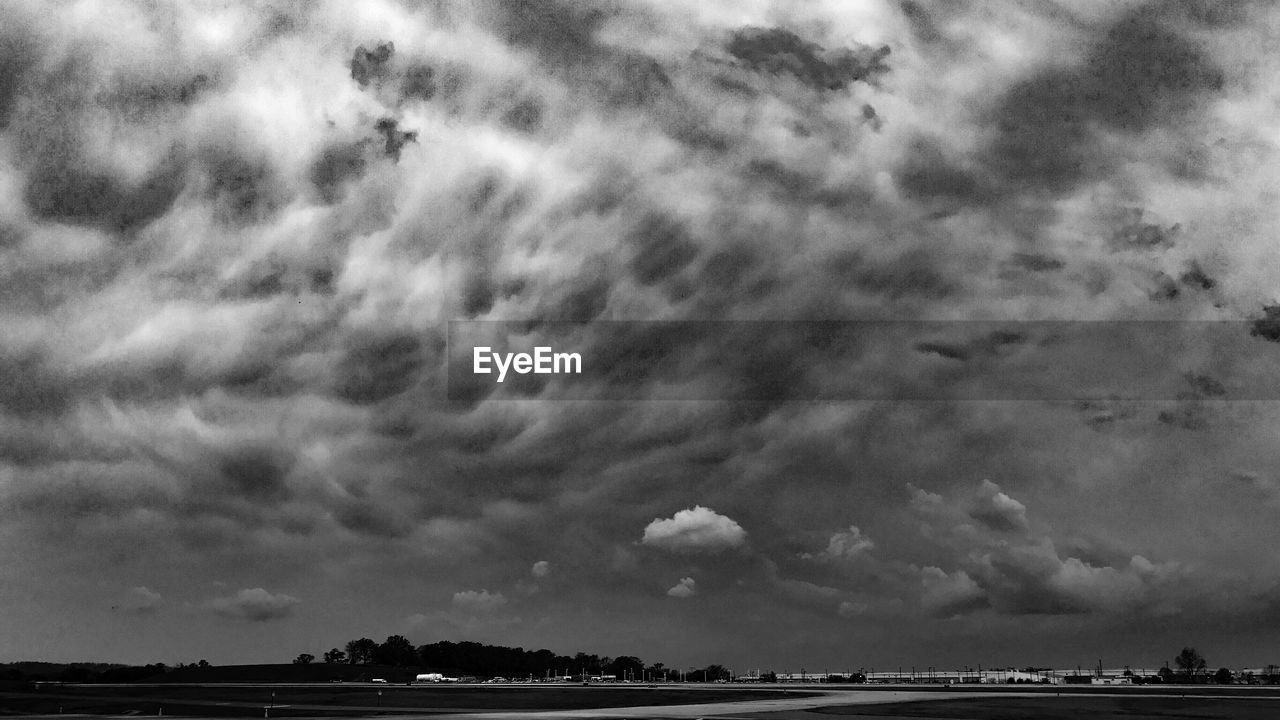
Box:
323 648 347 664
1214 667 1234 684
293 653 314 665
374 635 418 666
1174 647 1206 682
606 656 645 681
698 664 729 682
345 638 377 664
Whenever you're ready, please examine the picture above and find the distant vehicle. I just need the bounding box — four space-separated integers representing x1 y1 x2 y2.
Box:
371 678 388 683
415 673 460 683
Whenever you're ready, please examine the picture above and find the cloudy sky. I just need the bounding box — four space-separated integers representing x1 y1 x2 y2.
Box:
3 0 1280 673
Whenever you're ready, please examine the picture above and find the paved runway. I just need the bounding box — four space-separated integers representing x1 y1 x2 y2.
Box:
5 687 1012 719
408 689 1022 720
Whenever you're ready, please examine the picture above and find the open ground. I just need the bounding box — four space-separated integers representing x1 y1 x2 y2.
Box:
5 683 1280 719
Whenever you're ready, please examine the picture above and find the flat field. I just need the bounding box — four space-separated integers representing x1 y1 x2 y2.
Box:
6 684 1280 719
0 683 812 717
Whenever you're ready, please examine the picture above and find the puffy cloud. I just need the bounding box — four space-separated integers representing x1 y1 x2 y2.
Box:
836 600 868 617
531 560 551 577
451 589 507 612
905 480 1186 617
969 480 1029 533
119 585 162 615
969 540 1182 616
205 588 300 622
919 567 988 618
641 506 746 553
666 577 696 598
800 525 875 561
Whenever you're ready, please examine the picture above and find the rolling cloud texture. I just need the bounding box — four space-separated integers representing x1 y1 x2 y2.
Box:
2 0 1280 669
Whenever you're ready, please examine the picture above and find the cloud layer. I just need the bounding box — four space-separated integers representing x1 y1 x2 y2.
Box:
1 0 1279 670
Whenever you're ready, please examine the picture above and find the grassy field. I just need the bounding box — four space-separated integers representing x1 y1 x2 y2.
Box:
0 684 812 716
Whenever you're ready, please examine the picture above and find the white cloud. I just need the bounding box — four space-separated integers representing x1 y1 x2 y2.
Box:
837 600 869 617
531 560 551 577
667 576 696 598
967 538 1184 616
970 479 1029 533
206 587 300 622
452 589 507 612
801 525 874 561
120 585 162 614
641 506 746 553
920 566 987 618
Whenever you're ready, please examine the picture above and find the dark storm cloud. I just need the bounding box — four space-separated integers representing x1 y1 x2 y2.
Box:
0 350 73 417
1250 306 1280 342
373 117 417 160
24 159 184 235
847 251 957 300
500 98 543 134
894 135 985 203
309 141 369 204
1109 208 1180 251
626 214 699 286
981 5 1224 195
217 448 291 502
9 52 190 234
1179 260 1216 291
201 149 287 226
899 1 943 45
725 27 890 92
350 42 395 88
3 0 1280 670
490 0 608 68
0 24 41 128
220 254 314 300
334 333 427 405
1006 253 1065 273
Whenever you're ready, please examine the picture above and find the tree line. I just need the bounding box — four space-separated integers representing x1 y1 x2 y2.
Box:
294 637 732 681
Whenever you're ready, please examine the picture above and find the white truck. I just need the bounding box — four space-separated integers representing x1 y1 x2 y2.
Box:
415 673 459 683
